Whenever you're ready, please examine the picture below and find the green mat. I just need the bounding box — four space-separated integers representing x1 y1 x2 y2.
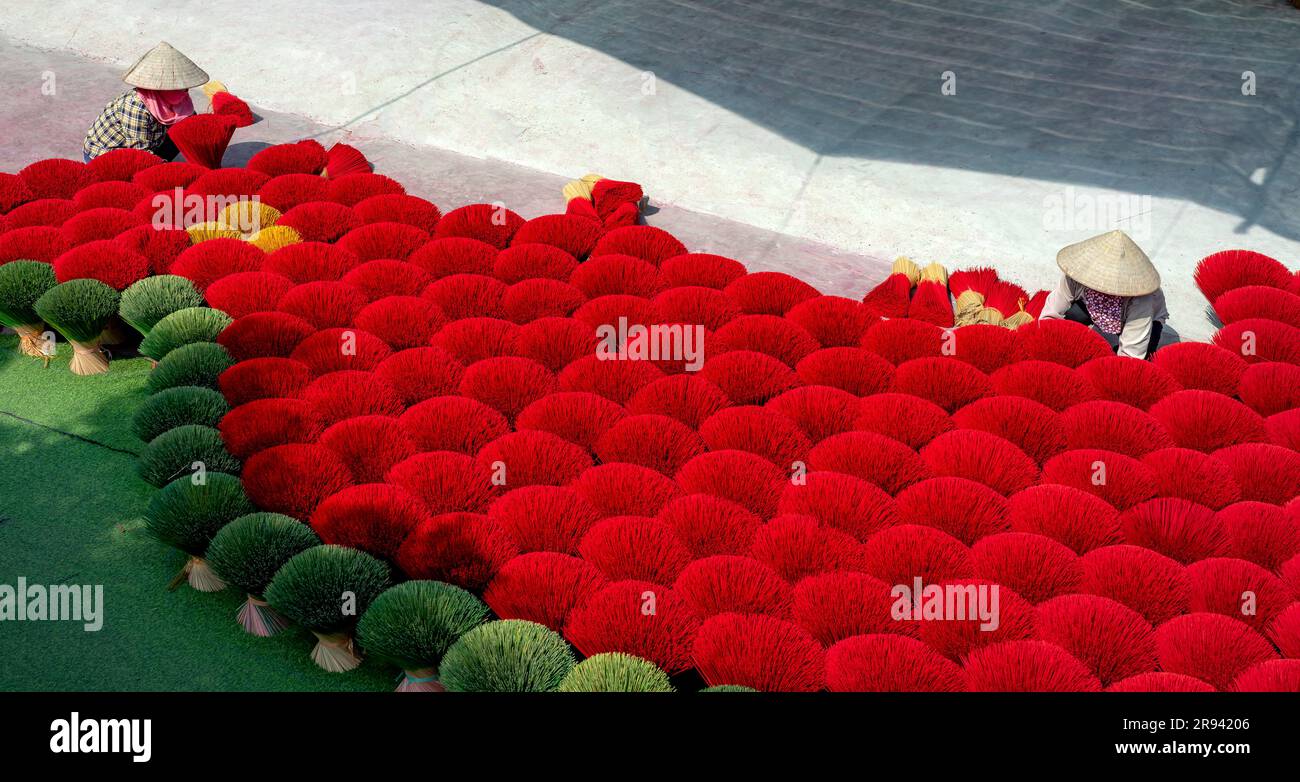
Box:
0 335 391 691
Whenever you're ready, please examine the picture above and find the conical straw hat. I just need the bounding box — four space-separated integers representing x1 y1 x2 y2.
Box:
1056 230 1160 297
123 42 209 90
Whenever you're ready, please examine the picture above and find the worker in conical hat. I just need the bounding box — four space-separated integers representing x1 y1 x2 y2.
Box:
83 42 208 161
1039 230 1169 359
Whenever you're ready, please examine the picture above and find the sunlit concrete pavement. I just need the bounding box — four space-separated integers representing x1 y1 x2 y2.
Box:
0 32 892 304
4 1 1300 341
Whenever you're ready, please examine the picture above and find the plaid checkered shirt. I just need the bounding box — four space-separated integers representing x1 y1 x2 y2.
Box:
83 90 167 160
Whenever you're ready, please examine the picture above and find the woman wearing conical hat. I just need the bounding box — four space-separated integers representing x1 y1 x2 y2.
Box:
1039 230 1169 359
82 42 208 162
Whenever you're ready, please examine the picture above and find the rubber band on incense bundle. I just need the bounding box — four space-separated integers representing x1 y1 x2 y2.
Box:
979 279 1028 326
0 261 58 358
356 580 491 691
205 512 319 636
32 278 120 375
263 545 390 672
1001 302 1035 330
143 473 252 592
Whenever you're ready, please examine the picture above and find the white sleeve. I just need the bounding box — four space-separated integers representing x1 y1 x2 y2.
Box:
1038 275 1076 320
1118 295 1156 358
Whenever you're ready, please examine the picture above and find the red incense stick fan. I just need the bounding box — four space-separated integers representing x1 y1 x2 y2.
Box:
169 113 239 169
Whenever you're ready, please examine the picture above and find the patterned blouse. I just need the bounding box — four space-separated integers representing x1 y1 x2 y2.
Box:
83 91 167 160
1082 287 1126 334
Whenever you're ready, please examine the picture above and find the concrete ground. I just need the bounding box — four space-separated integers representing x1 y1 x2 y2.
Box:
4 1 1300 340
0 32 891 306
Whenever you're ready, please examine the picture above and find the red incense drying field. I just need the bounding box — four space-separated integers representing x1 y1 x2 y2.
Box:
2 120 1300 692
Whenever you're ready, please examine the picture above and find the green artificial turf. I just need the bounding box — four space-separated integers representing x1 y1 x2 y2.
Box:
0 335 392 691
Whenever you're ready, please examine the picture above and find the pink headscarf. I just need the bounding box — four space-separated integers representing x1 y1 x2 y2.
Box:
136 88 195 126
